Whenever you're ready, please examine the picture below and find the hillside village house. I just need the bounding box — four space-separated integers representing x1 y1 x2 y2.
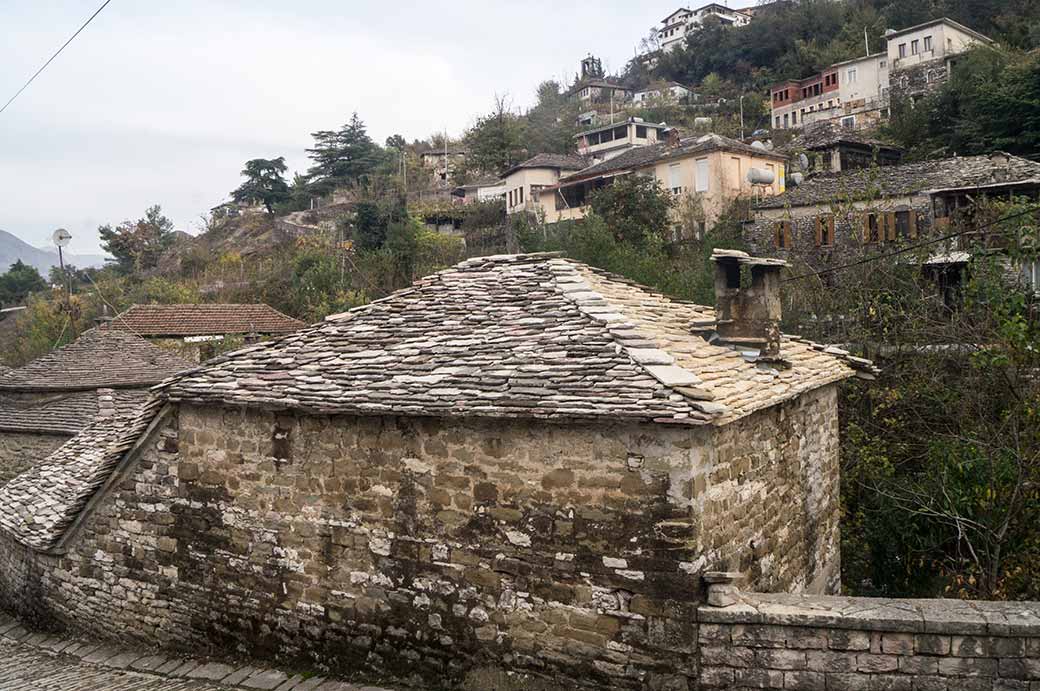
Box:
657 4 752 53
104 303 303 362
633 82 695 104
778 122 904 174
419 147 468 186
770 17 993 130
574 117 669 161
501 153 589 216
450 178 507 205
745 153 1040 296
523 134 787 230
0 329 189 485
566 55 632 108
0 251 876 689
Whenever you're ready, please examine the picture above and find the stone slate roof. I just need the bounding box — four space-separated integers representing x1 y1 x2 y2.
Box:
107 303 304 337
562 134 786 185
163 254 865 427
0 329 193 393
0 390 146 436
0 392 163 551
777 124 902 156
755 153 1040 209
501 154 589 178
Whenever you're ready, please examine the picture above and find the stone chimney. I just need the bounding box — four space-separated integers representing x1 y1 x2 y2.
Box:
94 303 113 328
711 250 788 359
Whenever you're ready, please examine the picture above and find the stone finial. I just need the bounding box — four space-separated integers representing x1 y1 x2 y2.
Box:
711 250 787 360
703 571 744 608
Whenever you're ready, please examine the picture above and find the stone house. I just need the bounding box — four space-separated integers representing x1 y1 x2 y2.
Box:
745 153 1040 301
777 123 904 174
0 329 190 486
0 252 876 689
105 303 304 362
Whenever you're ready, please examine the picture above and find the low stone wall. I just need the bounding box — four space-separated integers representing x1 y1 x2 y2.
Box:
0 433 67 486
697 589 1040 690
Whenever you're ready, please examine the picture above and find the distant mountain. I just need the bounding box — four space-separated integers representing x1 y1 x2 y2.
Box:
0 229 107 277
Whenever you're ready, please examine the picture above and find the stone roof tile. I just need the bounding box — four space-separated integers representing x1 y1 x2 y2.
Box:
162 253 861 426
756 153 1040 209
0 391 161 550
0 330 193 393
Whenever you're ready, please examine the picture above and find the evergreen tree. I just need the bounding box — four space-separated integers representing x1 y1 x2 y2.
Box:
463 97 527 176
231 157 291 214
305 113 383 194
0 260 47 305
98 205 176 274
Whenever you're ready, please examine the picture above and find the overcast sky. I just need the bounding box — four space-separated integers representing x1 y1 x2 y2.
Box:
1 0 753 255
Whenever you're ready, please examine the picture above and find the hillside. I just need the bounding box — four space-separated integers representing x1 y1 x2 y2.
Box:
0 229 107 277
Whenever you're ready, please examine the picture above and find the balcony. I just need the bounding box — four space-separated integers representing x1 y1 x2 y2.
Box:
893 49 937 70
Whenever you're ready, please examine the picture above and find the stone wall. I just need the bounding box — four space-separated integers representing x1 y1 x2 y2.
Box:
0 384 841 689
696 590 1040 690
747 198 934 277
0 433 68 486
891 59 950 101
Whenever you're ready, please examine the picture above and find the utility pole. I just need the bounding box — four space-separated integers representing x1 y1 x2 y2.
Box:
444 129 450 189
52 228 72 314
865 27 870 56
739 95 745 140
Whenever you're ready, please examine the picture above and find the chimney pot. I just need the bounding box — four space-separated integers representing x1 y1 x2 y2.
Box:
711 250 787 359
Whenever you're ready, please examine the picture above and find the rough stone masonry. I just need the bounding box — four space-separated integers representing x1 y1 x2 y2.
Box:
0 253 1035 690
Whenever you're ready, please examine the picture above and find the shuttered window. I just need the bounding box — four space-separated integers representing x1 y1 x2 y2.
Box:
695 158 709 192
815 215 835 246
775 221 793 249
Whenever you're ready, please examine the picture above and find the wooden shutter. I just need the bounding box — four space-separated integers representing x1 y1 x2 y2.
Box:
909 211 919 239
815 217 823 246
827 215 835 245
886 212 897 242
861 213 870 242
784 221 793 248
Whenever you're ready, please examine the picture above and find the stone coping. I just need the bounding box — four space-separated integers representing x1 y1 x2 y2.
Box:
698 592 1040 636
0 611 393 691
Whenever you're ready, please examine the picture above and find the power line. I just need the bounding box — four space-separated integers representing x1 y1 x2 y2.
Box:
782 205 1040 284
0 0 114 116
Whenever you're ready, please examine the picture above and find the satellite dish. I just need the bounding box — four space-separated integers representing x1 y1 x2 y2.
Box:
52 228 72 248
798 153 810 171
791 172 805 186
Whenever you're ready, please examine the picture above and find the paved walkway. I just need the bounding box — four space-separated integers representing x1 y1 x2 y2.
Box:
0 614 391 691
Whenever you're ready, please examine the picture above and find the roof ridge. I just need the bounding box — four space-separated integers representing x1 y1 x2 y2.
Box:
545 259 727 418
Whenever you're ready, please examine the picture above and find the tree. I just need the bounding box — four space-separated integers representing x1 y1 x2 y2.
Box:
385 134 407 151
306 113 383 194
523 82 580 156
463 97 527 176
588 176 674 245
98 205 176 274
231 157 291 214
0 261 47 305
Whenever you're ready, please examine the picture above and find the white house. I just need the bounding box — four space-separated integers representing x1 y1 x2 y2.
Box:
656 4 751 53
634 82 694 103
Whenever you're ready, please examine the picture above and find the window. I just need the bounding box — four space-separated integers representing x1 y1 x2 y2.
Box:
879 60 886 68
911 39 919 55
815 215 835 246
847 68 858 83
783 113 789 128
636 125 648 139
792 111 797 125
841 115 855 129
923 35 932 52
774 221 793 249
695 158 709 192
614 126 627 140
668 163 683 195
508 189 514 207
899 43 907 58
775 116 781 128
519 186 524 205
729 157 742 190
861 213 881 244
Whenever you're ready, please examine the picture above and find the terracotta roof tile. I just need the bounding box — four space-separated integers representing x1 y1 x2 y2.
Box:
0 330 192 393
107 303 304 337
162 254 862 426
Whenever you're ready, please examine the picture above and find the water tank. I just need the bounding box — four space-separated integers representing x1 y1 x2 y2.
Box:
790 172 805 186
751 140 766 150
747 168 776 185
694 117 713 128
797 153 810 171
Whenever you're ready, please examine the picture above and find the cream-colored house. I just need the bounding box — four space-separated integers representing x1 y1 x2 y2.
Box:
575 117 668 162
530 134 787 230
501 154 589 217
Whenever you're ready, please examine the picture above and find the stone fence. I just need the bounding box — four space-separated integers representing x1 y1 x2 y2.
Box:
697 574 1040 690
